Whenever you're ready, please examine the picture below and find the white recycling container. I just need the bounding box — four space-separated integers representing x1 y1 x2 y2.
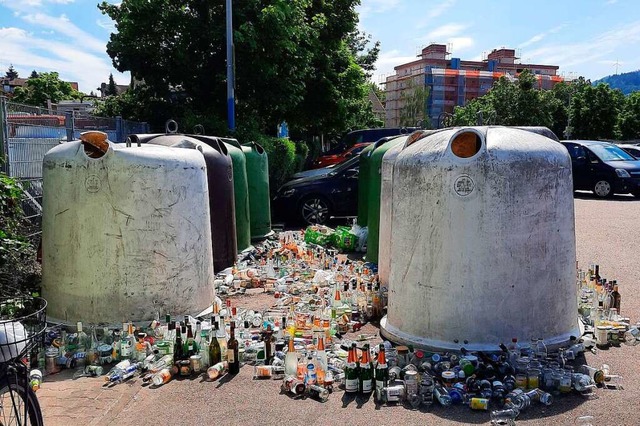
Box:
380 126 579 352
42 133 215 324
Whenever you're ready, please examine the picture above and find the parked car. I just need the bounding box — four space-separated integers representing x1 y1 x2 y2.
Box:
560 140 640 197
618 144 640 159
310 142 371 169
272 156 360 225
323 127 418 156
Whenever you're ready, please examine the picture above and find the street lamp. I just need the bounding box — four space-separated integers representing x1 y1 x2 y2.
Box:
226 0 235 132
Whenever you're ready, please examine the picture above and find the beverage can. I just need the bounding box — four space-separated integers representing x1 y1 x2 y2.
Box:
383 384 406 403
470 397 489 410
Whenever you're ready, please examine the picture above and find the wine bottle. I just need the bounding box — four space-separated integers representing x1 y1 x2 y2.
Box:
344 343 359 393
227 322 240 374
209 320 222 365
359 344 373 394
375 343 389 401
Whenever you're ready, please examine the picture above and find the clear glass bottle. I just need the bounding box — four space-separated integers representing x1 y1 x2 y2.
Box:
515 357 529 389
559 370 573 393
527 360 542 389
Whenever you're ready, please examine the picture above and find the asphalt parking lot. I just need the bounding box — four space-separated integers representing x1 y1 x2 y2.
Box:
37 193 640 426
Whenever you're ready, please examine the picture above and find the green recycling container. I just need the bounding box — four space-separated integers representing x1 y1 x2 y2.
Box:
366 136 408 263
217 137 251 251
357 143 377 226
242 142 272 240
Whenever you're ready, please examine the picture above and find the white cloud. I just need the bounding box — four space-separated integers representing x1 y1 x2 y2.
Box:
370 49 419 84
525 20 640 76
0 26 127 92
21 13 107 54
448 37 474 52
519 24 566 49
427 0 456 19
96 18 116 32
414 23 474 55
424 23 467 41
358 0 402 19
606 0 618 4
0 0 74 11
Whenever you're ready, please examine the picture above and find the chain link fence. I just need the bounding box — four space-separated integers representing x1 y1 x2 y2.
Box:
0 96 149 239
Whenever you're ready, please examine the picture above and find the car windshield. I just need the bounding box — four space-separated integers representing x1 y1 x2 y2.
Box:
589 144 637 162
328 157 359 176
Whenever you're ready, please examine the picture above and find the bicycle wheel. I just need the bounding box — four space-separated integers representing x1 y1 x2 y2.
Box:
0 373 43 426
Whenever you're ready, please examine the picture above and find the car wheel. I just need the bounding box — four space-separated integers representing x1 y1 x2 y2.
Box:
593 180 613 198
299 196 331 225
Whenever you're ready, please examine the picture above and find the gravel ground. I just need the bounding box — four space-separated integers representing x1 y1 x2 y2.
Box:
37 192 640 426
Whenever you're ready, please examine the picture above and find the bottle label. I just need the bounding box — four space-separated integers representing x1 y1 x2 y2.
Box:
227 349 235 364
345 378 359 392
376 379 385 390
361 379 373 393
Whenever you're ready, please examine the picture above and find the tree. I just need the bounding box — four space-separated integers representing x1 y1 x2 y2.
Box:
617 91 640 140
29 70 39 79
452 70 553 128
346 30 380 79
98 0 379 136
568 83 624 140
106 73 118 96
5 65 18 80
398 77 430 127
12 72 83 107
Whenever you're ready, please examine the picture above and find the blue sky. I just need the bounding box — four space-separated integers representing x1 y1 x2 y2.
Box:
0 0 638 93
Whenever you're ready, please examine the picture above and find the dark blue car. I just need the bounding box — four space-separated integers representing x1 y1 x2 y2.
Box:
272 156 360 225
560 140 640 198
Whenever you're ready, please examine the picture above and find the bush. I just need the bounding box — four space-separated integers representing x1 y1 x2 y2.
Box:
0 174 41 297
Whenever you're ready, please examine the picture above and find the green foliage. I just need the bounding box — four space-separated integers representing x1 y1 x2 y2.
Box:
594 70 640 95
98 0 379 137
12 72 83 107
455 71 552 127
106 73 118 96
29 70 39 79
0 174 41 296
252 136 296 191
617 91 640 140
568 83 624 140
5 65 19 80
399 78 430 127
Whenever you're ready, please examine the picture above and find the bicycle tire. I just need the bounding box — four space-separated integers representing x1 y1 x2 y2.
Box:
0 373 43 426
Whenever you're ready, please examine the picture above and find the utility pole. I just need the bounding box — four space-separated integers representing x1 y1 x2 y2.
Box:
226 0 235 132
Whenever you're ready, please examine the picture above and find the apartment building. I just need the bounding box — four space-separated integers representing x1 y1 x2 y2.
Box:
384 44 565 128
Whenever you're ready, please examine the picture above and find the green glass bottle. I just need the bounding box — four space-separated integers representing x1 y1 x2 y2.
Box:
209 319 222 365
359 343 373 394
374 343 389 401
344 342 359 393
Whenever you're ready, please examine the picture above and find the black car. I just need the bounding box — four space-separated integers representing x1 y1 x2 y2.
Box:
272 156 360 225
560 140 640 198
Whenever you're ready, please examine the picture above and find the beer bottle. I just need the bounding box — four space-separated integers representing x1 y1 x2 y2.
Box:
227 322 240 374
344 343 359 393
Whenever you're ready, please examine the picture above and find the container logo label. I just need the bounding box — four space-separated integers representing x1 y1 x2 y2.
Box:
454 175 474 196
85 175 102 193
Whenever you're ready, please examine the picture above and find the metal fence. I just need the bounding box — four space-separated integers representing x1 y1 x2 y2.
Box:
0 96 149 238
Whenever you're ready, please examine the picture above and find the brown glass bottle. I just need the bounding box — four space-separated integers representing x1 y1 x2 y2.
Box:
227 322 240 374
